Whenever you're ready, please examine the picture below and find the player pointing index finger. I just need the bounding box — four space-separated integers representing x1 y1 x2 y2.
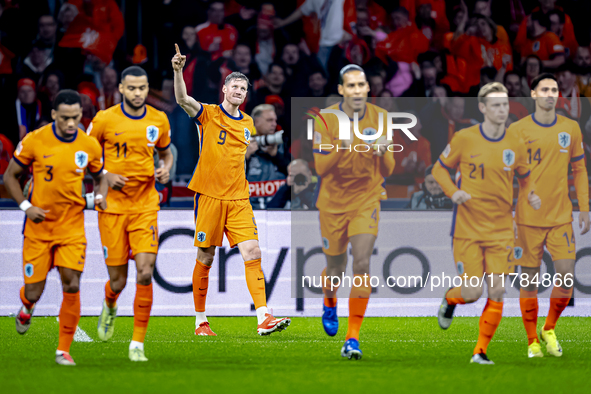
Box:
172 45 290 336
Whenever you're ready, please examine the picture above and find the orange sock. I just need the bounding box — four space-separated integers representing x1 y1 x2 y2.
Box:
192 259 211 312
474 299 503 355
132 283 152 343
245 258 266 309
105 280 121 308
346 275 371 340
19 286 35 311
57 292 80 353
445 287 466 306
519 289 539 345
544 286 573 331
322 268 339 307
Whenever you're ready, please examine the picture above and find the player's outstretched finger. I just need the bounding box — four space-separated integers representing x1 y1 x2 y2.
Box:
175 43 181 55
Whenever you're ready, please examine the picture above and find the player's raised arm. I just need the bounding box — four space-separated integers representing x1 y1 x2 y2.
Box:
4 159 49 223
172 43 202 118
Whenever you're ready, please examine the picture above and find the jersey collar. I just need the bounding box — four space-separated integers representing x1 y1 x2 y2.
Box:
52 122 77 143
479 123 505 142
219 103 243 120
121 103 147 120
339 101 367 121
531 113 557 127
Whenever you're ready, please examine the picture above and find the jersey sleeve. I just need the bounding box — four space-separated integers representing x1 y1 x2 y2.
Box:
312 116 335 155
87 137 104 175
156 114 172 151
570 121 585 163
545 33 565 58
193 103 212 125
88 111 107 144
437 132 463 171
514 137 531 178
13 133 36 168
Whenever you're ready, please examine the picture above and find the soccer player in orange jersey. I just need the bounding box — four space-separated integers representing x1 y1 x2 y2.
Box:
89 66 174 362
508 73 590 358
312 65 396 360
4 90 107 366
433 82 542 364
172 44 290 336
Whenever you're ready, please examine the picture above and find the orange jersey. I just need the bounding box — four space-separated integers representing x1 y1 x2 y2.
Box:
13 123 103 241
518 31 564 61
509 114 588 227
313 102 395 214
187 104 252 200
435 124 530 241
89 103 171 214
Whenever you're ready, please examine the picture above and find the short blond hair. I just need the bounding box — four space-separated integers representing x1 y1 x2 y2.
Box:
478 82 508 104
251 104 275 120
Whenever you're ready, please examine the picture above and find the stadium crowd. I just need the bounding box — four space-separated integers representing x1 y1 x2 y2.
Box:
2 0 591 208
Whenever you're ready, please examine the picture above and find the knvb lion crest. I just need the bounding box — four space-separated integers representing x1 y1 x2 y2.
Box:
502 149 515 166
558 132 571 148
244 128 251 144
147 125 159 142
514 247 523 260
75 151 88 168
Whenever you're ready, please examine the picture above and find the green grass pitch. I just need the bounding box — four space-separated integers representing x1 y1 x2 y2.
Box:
1 316 590 393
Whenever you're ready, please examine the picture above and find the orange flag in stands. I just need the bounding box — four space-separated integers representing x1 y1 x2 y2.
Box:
59 15 118 64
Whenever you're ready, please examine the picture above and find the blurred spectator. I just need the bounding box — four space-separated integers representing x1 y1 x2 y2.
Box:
408 165 452 210
515 0 576 62
547 9 578 60
98 67 121 110
521 55 543 95
377 89 397 112
0 132 14 175
19 40 53 85
37 70 63 119
57 3 78 33
250 62 287 112
196 1 238 61
375 7 429 66
37 15 57 50
369 73 384 98
275 0 348 73
225 4 258 34
516 11 565 70
355 7 387 49
267 159 316 210
556 61 585 120
574 47 591 98
246 104 290 210
421 95 477 163
78 81 99 130
473 0 509 45
308 70 328 97
391 116 431 187
504 71 534 116
281 43 312 97
450 2 512 93
14 78 42 143
253 3 276 75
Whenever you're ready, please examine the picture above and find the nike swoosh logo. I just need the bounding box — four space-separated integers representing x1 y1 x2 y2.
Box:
77 261 83 265
525 309 536 313
257 277 264 281
221 124 228 128
528 140 538 144
199 288 207 291
568 250 575 253
43 154 54 159
470 154 481 158
369 225 377 228
115 132 125 136
150 244 157 247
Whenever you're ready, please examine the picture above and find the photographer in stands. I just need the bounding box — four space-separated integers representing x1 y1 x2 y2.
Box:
268 159 316 210
246 104 291 209
408 165 452 210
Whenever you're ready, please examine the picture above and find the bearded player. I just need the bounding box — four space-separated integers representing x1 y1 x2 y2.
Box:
312 64 395 360
172 44 290 336
89 66 174 362
434 82 541 364
5 90 107 366
509 73 590 358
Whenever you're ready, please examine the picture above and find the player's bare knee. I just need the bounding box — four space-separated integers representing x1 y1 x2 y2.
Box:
24 288 43 303
352 258 370 275
244 245 261 261
136 273 152 286
462 286 483 302
111 276 127 293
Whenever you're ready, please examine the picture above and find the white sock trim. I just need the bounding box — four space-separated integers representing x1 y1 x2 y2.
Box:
129 340 144 351
256 306 268 325
195 312 208 327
